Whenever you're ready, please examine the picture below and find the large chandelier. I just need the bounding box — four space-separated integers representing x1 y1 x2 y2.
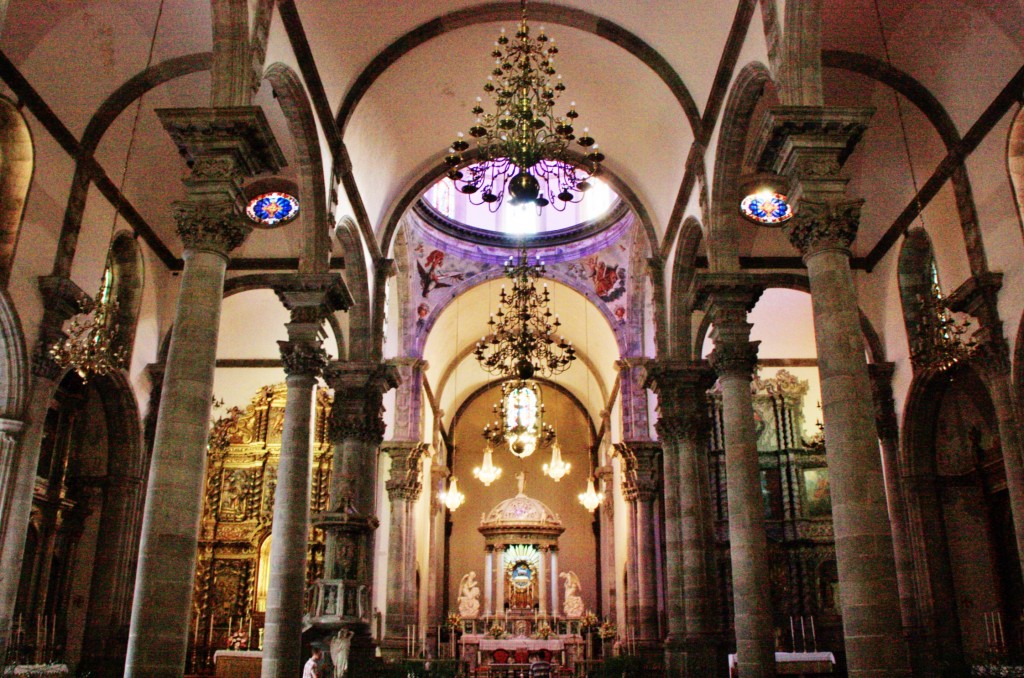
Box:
50 268 127 382
444 0 604 211
442 477 466 512
911 278 977 372
474 247 576 380
483 380 555 459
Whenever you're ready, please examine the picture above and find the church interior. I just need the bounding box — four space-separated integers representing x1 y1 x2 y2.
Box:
0 1 1021 677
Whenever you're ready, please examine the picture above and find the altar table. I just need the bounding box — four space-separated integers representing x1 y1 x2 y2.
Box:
2 665 69 677
214 650 262 678
728 651 835 676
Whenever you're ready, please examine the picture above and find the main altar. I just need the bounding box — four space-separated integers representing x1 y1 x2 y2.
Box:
455 476 588 675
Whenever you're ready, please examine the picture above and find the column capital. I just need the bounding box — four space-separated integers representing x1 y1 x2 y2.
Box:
786 197 863 258
615 441 661 503
383 441 428 501
643 360 715 442
158 107 285 256
325 361 400 444
279 341 329 378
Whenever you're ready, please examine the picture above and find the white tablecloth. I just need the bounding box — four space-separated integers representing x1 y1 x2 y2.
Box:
728 652 835 670
477 638 564 652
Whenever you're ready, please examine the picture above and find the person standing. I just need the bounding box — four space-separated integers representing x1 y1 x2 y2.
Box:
302 647 323 678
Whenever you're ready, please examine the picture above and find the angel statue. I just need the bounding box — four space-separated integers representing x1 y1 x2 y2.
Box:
329 628 353 678
560 571 585 618
458 571 481 618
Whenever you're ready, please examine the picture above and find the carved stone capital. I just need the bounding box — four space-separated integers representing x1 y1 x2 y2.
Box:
786 198 863 258
156 106 285 178
615 441 662 503
174 200 252 254
279 340 329 378
643 360 715 443
325 362 401 444
708 341 760 380
383 441 428 502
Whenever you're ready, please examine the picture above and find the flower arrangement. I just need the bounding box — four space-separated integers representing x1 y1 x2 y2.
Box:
446 612 462 630
532 624 553 640
598 621 617 640
580 611 599 630
227 629 248 650
487 623 507 639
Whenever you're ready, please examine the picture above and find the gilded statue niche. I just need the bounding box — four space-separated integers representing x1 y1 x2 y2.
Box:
188 384 334 672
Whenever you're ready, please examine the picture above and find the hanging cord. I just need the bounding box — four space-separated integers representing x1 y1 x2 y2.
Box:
871 0 927 230
109 0 166 247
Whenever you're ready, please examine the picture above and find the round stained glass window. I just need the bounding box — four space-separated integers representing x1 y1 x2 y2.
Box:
740 191 791 225
246 192 299 226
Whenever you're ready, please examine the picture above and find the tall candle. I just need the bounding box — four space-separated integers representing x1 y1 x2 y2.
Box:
809 616 817 651
247 617 253 645
800 617 807 652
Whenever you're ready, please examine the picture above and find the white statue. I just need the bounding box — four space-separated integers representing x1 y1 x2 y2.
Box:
458 571 481 618
330 628 353 678
560 571 584 618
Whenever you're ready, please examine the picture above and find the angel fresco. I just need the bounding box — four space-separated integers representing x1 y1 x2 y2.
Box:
416 249 464 297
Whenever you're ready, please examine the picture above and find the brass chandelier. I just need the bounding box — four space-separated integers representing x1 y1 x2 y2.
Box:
483 380 555 459
910 278 977 372
474 247 576 380
444 0 604 211
50 269 127 382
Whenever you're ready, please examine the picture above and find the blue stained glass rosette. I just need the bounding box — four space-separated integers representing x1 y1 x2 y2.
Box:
246 192 299 226
740 192 792 225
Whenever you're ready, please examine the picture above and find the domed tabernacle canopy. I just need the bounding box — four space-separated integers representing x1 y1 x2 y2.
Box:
479 472 565 543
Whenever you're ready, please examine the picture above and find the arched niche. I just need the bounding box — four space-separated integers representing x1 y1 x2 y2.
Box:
0 96 33 289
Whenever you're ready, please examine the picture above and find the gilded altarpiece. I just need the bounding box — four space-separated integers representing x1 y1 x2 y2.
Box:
188 385 333 672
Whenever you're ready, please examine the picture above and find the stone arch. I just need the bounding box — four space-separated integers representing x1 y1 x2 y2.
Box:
0 96 32 289
708 61 776 272
897 228 935 368
335 216 373 360
55 53 212 278
0 287 27 420
1010 105 1024 241
899 363 1020 664
669 216 704 359
211 0 253 106
336 4 701 139
262 63 330 274
108 231 144 364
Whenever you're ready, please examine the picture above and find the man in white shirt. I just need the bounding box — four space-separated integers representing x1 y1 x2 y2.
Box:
302 647 323 678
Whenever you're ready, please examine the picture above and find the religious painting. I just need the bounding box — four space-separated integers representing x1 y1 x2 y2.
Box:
578 255 626 302
415 248 465 297
219 468 251 521
803 468 831 517
761 469 783 519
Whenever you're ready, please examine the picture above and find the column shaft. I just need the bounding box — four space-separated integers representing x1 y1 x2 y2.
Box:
126 248 228 677
484 550 493 617
804 246 910 675
634 497 659 641
538 547 547 616
495 547 505 615
549 550 558 619
261 372 317 678
719 371 774 678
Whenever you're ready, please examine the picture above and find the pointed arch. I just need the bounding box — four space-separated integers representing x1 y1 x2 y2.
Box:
669 216 704 359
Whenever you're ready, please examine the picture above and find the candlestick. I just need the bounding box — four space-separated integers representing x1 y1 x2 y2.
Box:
809 615 817 652
247 617 253 645
800 616 807 653
789 616 795 652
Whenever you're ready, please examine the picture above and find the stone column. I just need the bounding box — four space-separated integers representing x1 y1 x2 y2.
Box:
596 464 616 623
617 441 662 646
697 276 774 678
125 107 284 678
484 548 494 617
495 545 506 616
537 546 548 616
0 275 85 663
261 276 348 678
313 361 398 669
427 462 447 626
645 361 719 676
549 548 558 619
755 106 910 676
382 441 426 652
